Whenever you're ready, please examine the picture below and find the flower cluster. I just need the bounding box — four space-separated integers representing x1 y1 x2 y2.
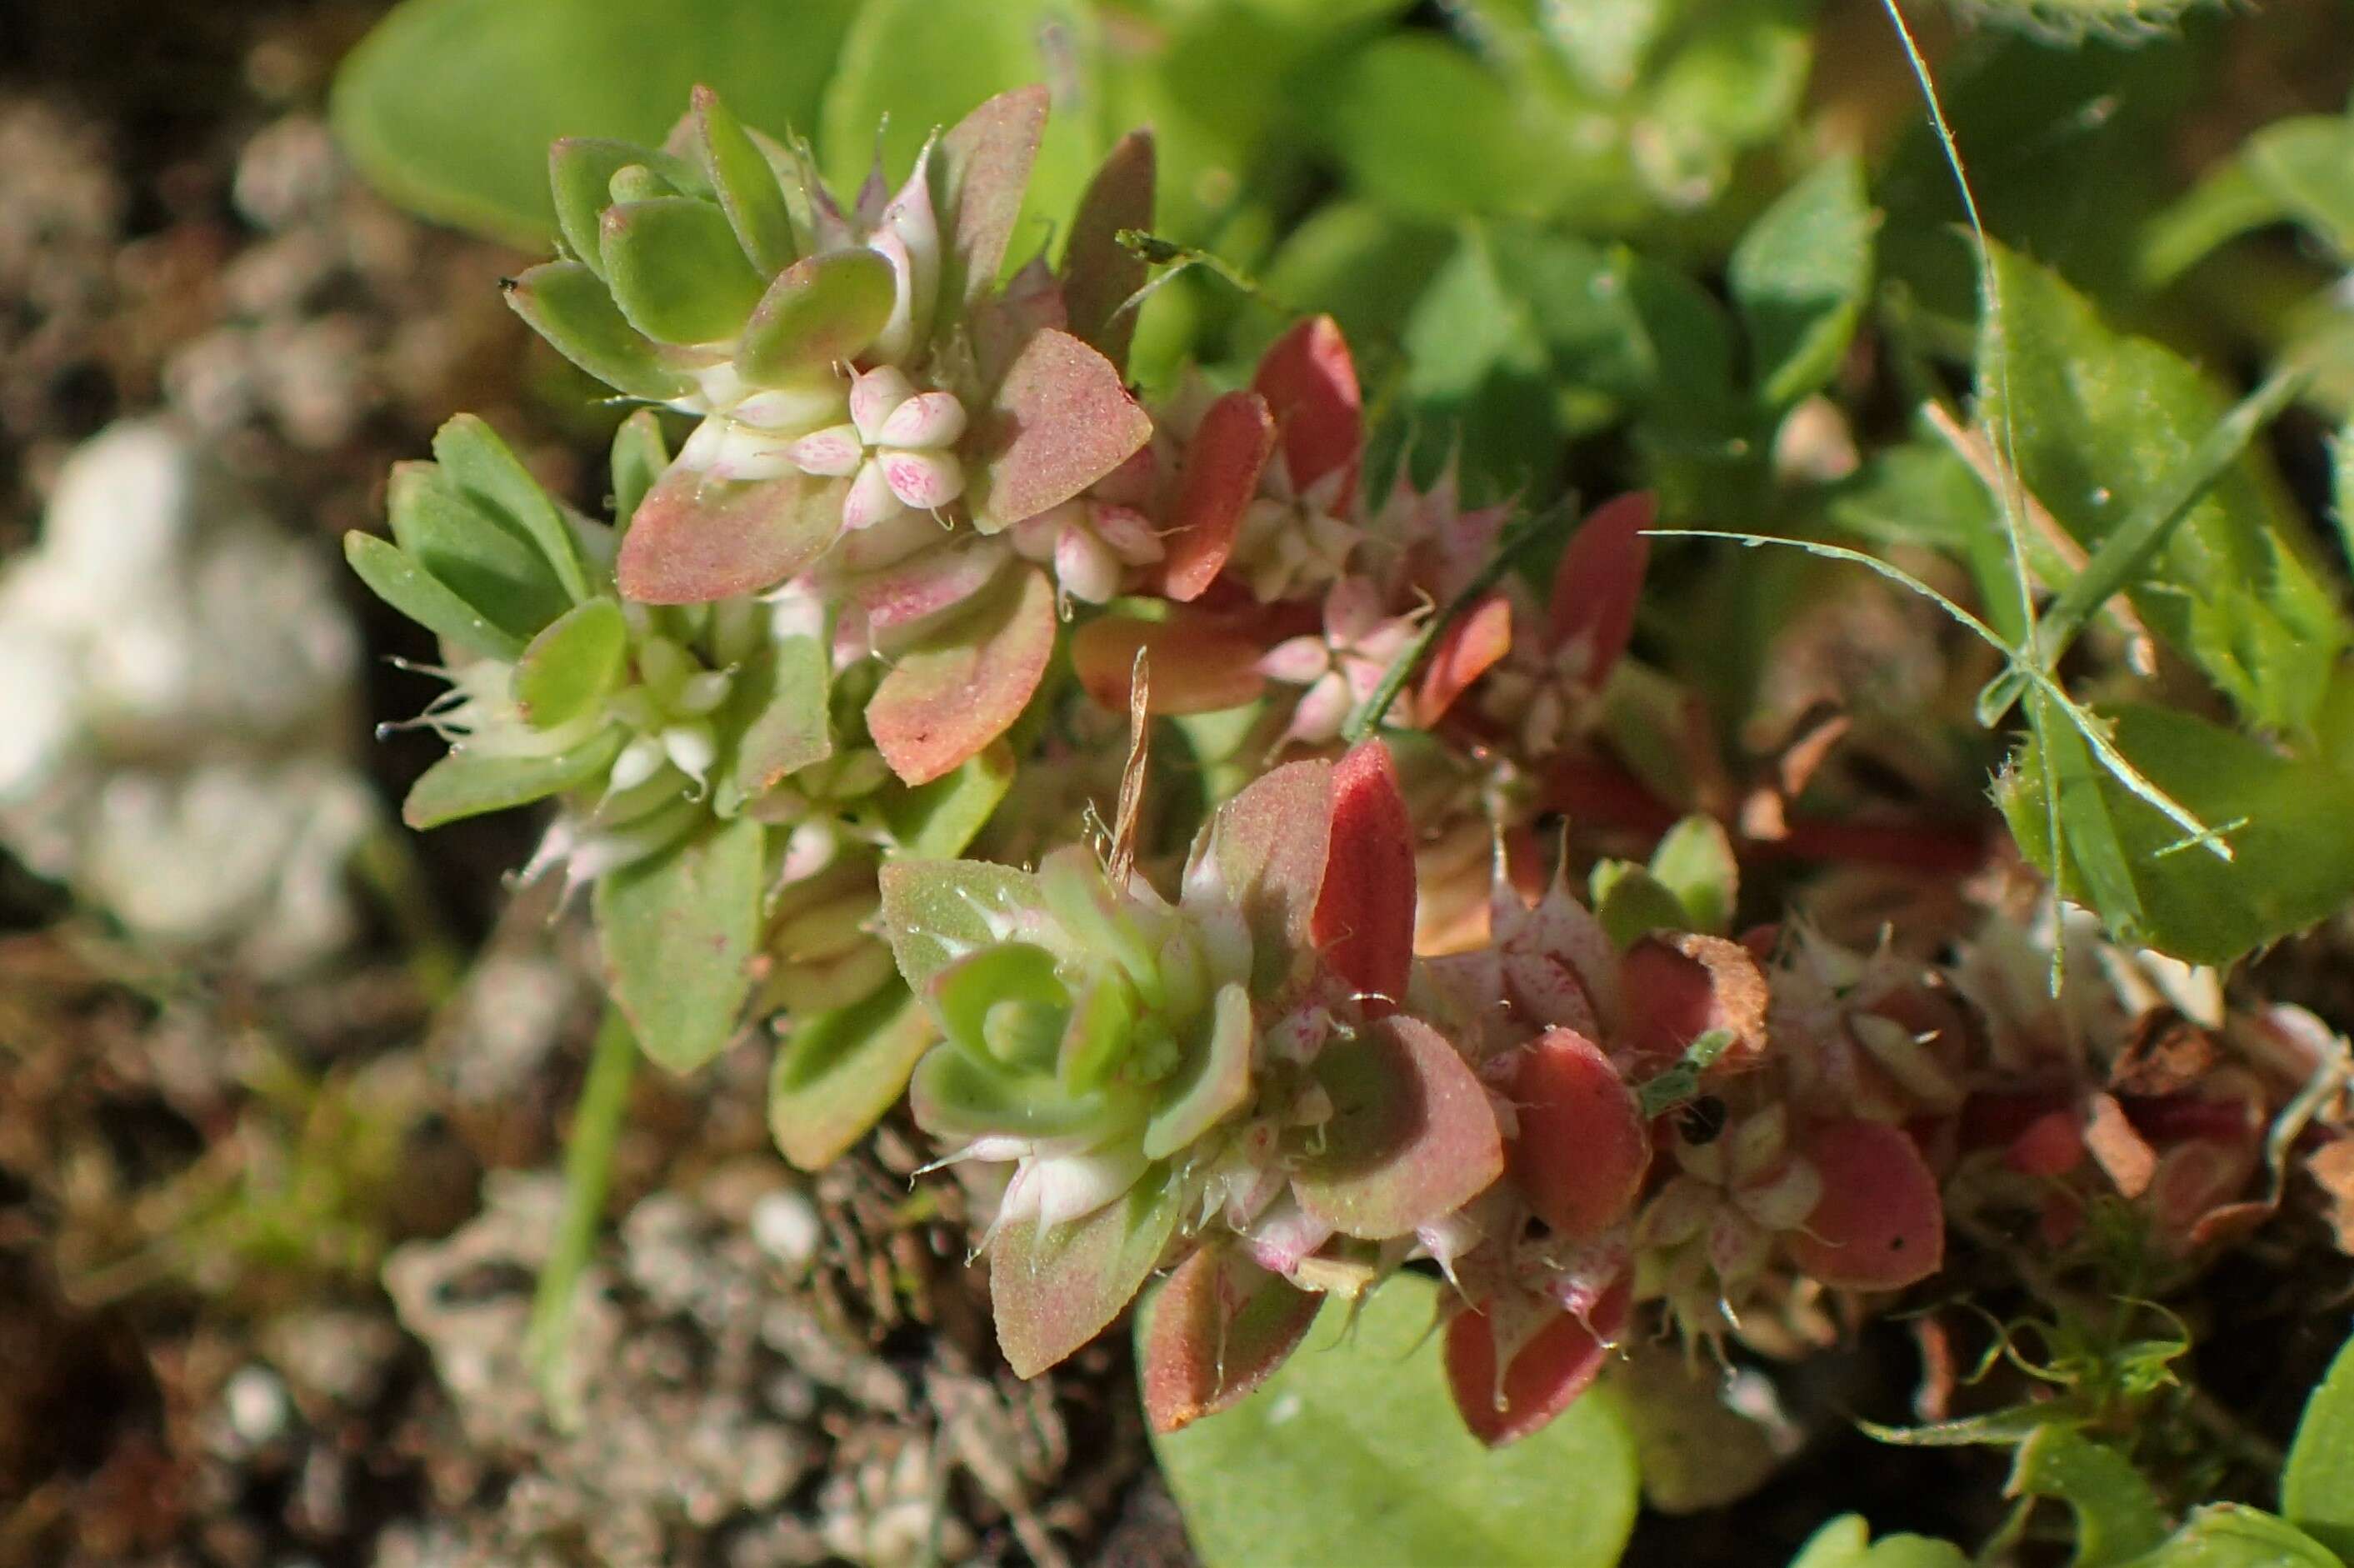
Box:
354 84 2338 1450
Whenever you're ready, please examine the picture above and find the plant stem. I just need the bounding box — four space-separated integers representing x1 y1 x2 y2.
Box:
526 1005 637 1428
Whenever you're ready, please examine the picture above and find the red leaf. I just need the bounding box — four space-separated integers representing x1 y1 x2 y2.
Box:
1162 391 1276 602
1202 759 1336 997
1071 612 1268 714
869 563 1057 785
968 328 1154 531
1292 1015 1503 1239
1415 592 1513 725
1061 129 1155 372
1142 1245 1321 1434
1252 315 1362 510
1312 741 1417 1012
1507 1028 1650 1241
1445 1279 1630 1447
939 85 1047 305
617 467 846 604
1787 1119 1945 1291
1617 934 1771 1075
1547 492 1653 683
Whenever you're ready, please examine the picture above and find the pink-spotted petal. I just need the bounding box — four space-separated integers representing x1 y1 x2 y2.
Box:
849 364 916 443
842 458 903 532
1259 634 1332 685
882 447 966 511
784 423 865 478
877 389 968 450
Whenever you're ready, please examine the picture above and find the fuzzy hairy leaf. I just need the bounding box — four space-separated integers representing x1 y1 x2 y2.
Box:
617 467 847 605
967 328 1154 532
1292 1015 1502 1240
868 563 1058 786
992 1166 1181 1378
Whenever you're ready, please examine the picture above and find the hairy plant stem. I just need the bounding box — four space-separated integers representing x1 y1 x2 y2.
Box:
527 1005 637 1429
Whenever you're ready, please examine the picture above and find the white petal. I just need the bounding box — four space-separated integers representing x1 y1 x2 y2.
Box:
782 423 866 477
877 388 967 450
849 365 915 444
607 733 667 794
880 448 965 511
1092 503 1165 565
1053 524 1122 604
1287 672 1353 743
1258 635 1332 685
661 722 717 788
842 459 903 532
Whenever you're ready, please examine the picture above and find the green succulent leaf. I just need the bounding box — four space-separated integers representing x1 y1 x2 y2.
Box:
2006 1427 2167 1568
332 0 856 246
600 196 769 346
769 981 937 1171
344 533 526 662
877 858 1049 999
1729 150 1874 410
512 597 628 730
1152 1274 1638 1568
877 741 1016 857
432 414 595 607
737 247 898 386
1787 1516 1971 1568
1592 863 1690 950
401 727 626 830
2127 1506 2345 1568
717 633 832 814
595 815 767 1072
386 461 572 641
1141 981 1254 1160
608 409 670 530
506 260 696 403
692 85 799 275
1646 815 1738 935
2283 1328 2354 1560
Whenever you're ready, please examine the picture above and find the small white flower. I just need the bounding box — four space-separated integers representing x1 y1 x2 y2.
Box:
1008 499 1164 607
793 366 968 532
1258 577 1417 746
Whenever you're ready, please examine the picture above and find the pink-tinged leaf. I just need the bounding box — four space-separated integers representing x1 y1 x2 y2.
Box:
1787 1119 1945 1291
869 563 1057 786
849 536 1010 643
1142 1244 1321 1434
1445 1280 1630 1448
1617 934 1771 1075
2003 1107 2087 1178
1292 1015 1504 1240
1252 315 1362 511
992 1166 1181 1378
1312 741 1417 1013
617 466 846 604
1062 129 1155 372
1163 391 1276 602
968 328 1154 532
1507 1029 1650 1242
1547 492 1653 684
938 84 1047 305
1199 759 1334 996
1415 592 1513 726
1072 612 1269 715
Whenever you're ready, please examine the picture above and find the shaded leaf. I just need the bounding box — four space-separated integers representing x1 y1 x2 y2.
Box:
402 726 624 830
737 247 897 386
879 741 1017 856
1415 592 1512 726
594 815 767 1071
1152 1274 1638 1568
2283 1327 2354 1560
1061 128 1155 370
1142 1245 1322 1435
513 597 628 730
720 632 832 810
1550 491 1653 683
2135 1506 2344 1568
387 459 571 640
432 413 594 605
505 260 696 402
770 981 937 1170
1787 1118 1944 1291
1196 758 1332 996
1729 152 1874 409
1445 1280 1630 1448
1253 314 1362 509
1072 611 1270 715
2006 1427 2167 1568
609 408 669 529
